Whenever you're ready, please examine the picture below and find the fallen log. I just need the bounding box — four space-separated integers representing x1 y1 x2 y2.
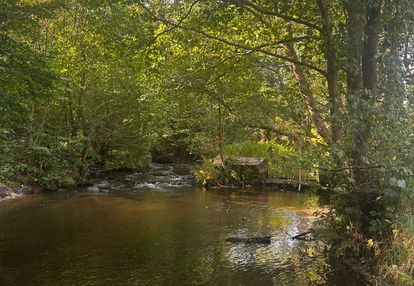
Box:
225 235 271 244
289 230 313 241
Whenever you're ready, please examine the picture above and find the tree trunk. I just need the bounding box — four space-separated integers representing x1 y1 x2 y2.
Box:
283 42 332 145
345 0 381 185
218 101 226 170
345 0 364 175
317 0 343 144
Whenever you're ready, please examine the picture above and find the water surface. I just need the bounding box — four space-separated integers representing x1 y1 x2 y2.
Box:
0 186 344 285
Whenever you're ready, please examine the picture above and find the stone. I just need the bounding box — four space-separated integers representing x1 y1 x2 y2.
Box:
213 155 269 180
232 157 268 179
152 170 174 176
96 181 111 188
87 186 100 192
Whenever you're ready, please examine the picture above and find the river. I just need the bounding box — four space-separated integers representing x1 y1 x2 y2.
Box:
0 169 358 285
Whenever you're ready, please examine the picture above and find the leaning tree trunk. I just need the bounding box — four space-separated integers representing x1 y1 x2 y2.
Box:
283 42 332 146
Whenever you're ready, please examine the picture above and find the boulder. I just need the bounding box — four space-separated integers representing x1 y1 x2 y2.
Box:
95 181 111 188
87 186 100 192
232 157 268 180
213 155 269 181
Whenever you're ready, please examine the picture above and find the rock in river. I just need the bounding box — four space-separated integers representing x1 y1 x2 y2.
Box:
95 181 111 188
87 186 100 192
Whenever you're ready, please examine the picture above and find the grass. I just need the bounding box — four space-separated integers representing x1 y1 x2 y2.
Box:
378 201 414 285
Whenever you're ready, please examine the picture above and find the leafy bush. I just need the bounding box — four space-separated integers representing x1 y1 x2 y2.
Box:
195 158 223 186
106 144 152 170
0 139 79 189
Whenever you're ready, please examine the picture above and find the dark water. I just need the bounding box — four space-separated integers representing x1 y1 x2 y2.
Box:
0 187 355 285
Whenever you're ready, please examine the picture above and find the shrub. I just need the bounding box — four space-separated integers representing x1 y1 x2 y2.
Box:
195 158 223 186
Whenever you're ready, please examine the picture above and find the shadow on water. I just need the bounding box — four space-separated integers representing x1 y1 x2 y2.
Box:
0 185 360 285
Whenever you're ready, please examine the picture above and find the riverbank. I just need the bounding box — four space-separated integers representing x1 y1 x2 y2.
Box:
1 163 320 201
0 183 21 201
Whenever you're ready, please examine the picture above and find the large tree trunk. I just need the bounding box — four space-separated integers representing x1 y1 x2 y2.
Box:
317 0 343 145
382 2 405 110
345 0 381 188
345 0 365 178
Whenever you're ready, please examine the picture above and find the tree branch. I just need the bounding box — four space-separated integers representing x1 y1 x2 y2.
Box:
150 0 199 43
228 0 322 32
319 165 383 172
138 2 327 77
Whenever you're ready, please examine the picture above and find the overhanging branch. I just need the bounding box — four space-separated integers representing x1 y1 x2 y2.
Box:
227 0 322 32
137 2 328 77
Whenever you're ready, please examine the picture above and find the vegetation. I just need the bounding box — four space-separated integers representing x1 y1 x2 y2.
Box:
1 0 413 283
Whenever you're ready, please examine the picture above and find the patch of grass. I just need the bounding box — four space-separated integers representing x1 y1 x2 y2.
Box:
378 201 414 285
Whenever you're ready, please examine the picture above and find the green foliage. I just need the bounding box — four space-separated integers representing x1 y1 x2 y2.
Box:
0 139 76 189
195 139 325 186
195 158 223 186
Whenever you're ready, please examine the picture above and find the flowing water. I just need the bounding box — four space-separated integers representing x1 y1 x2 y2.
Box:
0 167 358 285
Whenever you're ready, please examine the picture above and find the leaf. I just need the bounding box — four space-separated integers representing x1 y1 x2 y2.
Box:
389 177 406 189
307 247 315 257
397 179 406 189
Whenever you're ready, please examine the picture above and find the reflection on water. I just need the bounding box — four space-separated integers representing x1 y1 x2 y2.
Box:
0 188 345 285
